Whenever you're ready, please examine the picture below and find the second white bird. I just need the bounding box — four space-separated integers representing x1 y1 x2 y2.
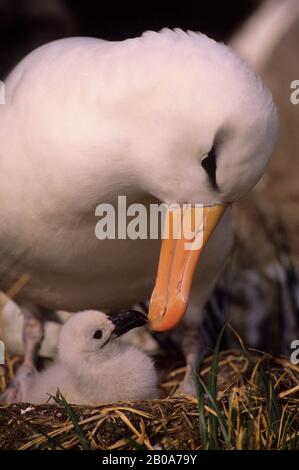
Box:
24 310 159 405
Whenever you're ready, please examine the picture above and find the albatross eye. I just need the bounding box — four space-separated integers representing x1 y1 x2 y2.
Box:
93 330 103 339
201 145 218 190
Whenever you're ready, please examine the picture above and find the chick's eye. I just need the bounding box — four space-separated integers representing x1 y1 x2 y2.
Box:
93 330 103 339
201 145 218 190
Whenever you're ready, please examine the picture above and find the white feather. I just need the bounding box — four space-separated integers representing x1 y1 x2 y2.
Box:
24 311 159 405
0 29 277 313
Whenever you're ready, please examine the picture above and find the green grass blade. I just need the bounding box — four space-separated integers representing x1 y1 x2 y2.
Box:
194 372 208 449
208 324 226 397
196 372 230 448
207 323 227 449
258 364 281 435
49 389 90 450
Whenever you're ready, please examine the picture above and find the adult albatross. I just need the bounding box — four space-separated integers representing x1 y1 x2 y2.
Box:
0 29 278 401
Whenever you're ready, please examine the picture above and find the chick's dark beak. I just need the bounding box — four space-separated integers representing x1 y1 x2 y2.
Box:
109 310 148 337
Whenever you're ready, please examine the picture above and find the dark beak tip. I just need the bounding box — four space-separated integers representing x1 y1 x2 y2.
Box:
109 309 148 336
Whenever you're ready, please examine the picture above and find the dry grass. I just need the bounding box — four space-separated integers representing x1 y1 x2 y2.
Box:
0 348 298 450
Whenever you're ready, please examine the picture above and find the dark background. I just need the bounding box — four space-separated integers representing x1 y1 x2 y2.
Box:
0 0 260 78
63 0 256 40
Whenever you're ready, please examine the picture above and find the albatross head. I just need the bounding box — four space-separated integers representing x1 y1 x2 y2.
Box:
134 30 279 330
58 310 147 365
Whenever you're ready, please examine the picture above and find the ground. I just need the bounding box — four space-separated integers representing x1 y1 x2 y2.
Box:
1 349 298 450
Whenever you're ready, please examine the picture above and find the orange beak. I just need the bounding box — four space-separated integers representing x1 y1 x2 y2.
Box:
148 204 227 331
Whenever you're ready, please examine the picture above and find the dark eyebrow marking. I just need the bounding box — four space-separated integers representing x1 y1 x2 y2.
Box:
201 145 218 190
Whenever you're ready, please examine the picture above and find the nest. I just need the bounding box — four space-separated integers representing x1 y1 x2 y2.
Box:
1 350 298 450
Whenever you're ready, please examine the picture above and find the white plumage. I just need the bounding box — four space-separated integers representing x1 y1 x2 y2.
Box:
0 29 278 400
0 29 277 309
24 310 158 405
